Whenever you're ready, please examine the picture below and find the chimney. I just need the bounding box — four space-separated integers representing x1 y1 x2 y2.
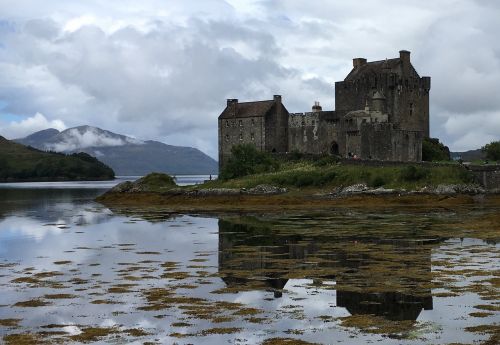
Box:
227 99 238 116
353 58 367 68
273 95 282 104
312 101 322 112
399 50 410 65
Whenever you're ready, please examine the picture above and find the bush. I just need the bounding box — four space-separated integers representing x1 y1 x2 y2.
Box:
269 169 337 188
369 175 386 188
313 156 338 167
422 137 450 161
219 144 278 180
481 141 500 161
400 165 430 181
289 149 304 161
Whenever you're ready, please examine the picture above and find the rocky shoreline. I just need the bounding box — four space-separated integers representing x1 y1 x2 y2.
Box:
109 180 497 198
96 179 500 213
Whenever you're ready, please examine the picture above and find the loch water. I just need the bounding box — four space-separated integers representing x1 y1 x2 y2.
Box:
0 180 498 344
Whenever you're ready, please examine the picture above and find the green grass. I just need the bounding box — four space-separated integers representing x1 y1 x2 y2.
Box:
196 161 475 191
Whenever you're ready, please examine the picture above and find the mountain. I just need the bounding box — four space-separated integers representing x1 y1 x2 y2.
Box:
15 126 218 175
18 128 61 147
0 136 115 182
450 149 485 162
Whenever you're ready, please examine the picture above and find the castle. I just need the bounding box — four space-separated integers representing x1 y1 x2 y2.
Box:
218 50 431 168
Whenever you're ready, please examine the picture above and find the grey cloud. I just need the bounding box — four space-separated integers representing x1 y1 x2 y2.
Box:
0 0 499 156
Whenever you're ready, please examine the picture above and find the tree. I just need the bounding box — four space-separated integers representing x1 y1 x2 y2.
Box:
219 144 278 180
422 137 450 161
481 141 500 161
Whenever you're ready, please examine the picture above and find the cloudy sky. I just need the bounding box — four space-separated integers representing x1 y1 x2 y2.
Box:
0 0 499 158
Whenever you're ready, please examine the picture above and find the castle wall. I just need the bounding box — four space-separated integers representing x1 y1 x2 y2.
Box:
264 100 289 153
288 112 344 155
468 165 500 190
358 124 422 162
218 115 265 167
335 75 430 137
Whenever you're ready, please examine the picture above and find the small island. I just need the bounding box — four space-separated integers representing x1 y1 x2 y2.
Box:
97 145 500 212
0 136 115 182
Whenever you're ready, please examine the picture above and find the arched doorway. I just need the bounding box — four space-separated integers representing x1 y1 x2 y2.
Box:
330 141 339 156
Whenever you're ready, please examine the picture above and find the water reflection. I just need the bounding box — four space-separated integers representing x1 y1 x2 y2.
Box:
218 216 436 322
0 189 498 344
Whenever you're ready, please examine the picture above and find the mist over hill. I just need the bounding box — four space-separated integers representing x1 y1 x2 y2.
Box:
15 126 218 175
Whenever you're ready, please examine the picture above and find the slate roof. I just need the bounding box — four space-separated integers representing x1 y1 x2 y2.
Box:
344 58 419 81
219 100 275 119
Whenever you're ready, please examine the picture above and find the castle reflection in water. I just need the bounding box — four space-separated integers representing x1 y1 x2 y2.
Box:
218 216 439 321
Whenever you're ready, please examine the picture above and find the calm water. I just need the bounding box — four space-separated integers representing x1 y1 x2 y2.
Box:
0 184 498 344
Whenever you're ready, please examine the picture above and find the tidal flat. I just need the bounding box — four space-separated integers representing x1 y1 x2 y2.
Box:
0 188 498 344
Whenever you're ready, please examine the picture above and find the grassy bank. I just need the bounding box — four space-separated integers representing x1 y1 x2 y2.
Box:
194 161 474 191
94 159 495 212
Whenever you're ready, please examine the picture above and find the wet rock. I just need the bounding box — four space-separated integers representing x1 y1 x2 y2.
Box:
246 185 287 195
340 184 368 194
187 188 241 196
368 187 398 195
434 184 485 195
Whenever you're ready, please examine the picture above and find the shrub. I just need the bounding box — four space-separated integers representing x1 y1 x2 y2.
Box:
313 156 338 167
400 165 429 181
458 168 474 183
270 169 336 188
481 141 500 161
219 144 278 180
422 137 451 161
369 175 386 188
289 149 304 161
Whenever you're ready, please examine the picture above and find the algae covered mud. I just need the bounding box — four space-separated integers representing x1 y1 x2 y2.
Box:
0 188 499 344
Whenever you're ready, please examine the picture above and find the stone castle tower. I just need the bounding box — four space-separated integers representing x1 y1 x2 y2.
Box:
218 50 431 168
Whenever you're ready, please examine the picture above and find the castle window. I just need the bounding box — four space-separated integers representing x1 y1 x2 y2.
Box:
239 133 243 141
225 120 229 127
409 103 414 116
225 134 229 142
239 120 243 127
251 133 255 141
251 119 255 126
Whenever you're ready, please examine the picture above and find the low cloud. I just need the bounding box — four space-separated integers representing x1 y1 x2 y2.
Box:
0 113 66 139
45 127 144 152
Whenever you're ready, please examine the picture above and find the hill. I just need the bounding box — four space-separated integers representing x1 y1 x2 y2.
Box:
15 126 218 175
0 136 115 182
450 149 485 162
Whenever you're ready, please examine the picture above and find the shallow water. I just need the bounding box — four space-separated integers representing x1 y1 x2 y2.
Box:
0 187 498 344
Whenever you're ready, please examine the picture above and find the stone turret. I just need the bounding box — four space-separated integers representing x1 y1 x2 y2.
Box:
312 101 322 112
371 91 386 113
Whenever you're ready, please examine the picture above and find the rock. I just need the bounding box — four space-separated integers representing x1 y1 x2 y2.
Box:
110 181 134 193
246 185 287 195
187 188 241 196
369 187 397 195
341 184 368 194
108 173 177 193
434 184 485 195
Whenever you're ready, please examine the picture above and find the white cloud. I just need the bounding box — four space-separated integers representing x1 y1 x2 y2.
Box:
45 127 144 152
0 113 66 139
0 0 499 155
